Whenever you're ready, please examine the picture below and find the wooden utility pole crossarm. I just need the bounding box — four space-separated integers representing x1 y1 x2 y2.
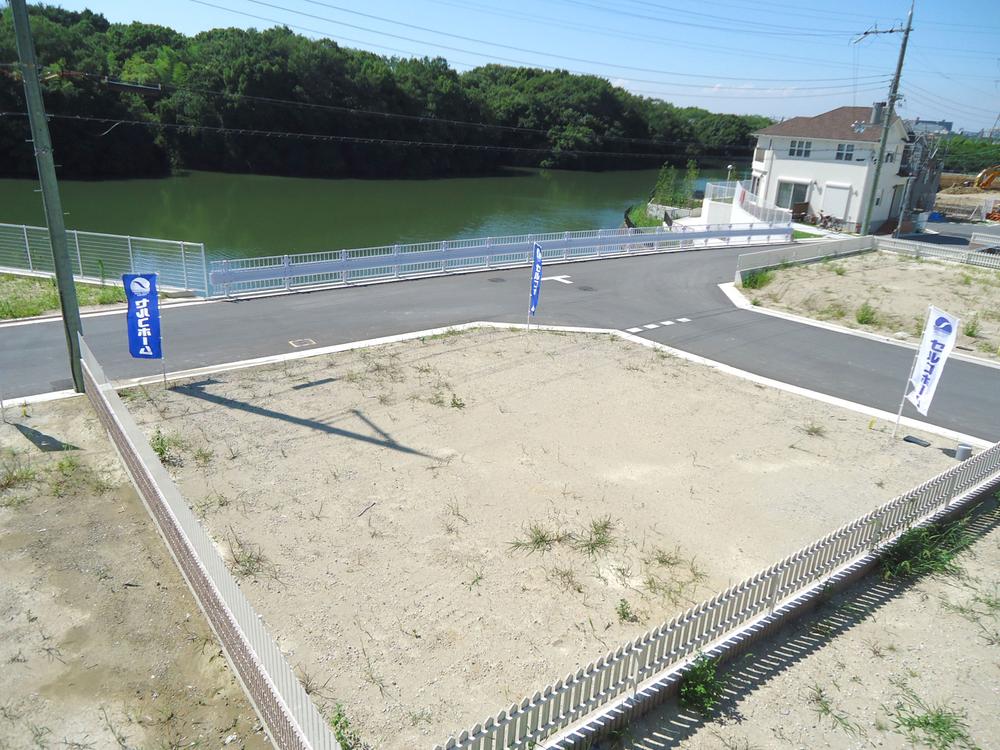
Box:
10 0 85 392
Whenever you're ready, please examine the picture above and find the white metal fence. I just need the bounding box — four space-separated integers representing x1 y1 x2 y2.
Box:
0 222 209 296
877 237 1000 270
208 224 792 297
79 336 339 750
970 231 1000 249
433 440 1000 750
704 181 793 226
736 235 876 282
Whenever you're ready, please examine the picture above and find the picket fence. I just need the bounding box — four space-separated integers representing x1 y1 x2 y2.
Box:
432 440 1000 750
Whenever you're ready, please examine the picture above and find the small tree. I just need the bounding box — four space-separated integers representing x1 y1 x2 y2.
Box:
653 163 679 205
682 159 700 206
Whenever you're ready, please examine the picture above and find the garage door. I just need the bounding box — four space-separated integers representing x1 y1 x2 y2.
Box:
822 183 851 221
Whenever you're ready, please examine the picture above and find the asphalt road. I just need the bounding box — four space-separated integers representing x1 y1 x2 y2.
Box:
1 243 998 441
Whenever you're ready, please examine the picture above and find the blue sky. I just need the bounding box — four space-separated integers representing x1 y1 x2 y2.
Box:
50 0 1000 131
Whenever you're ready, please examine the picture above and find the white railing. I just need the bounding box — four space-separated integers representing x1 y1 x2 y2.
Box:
736 236 876 281
703 181 793 226
877 237 1000 270
970 231 1000 249
79 336 339 750
433 440 1000 750
208 224 792 297
0 222 209 296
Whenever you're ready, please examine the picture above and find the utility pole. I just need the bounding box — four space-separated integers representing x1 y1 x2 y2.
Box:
856 1 914 237
10 0 84 392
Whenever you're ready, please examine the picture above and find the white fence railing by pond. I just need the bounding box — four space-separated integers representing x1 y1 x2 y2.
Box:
433 440 1000 750
0 222 209 296
704 181 793 226
79 336 339 750
208 223 793 297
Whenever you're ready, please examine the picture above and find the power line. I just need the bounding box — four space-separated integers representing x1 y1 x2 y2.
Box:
236 0 879 82
4 65 872 150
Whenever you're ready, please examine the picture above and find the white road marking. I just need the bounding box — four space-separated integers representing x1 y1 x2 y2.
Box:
676 317 692 322
542 274 573 284
289 338 316 348
643 323 660 329
659 321 675 326
626 327 643 333
5 320 994 447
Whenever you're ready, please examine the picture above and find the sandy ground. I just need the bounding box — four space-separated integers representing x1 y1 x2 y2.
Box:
124 328 960 749
0 399 269 750
742 250 1000 362
616 498 1000 750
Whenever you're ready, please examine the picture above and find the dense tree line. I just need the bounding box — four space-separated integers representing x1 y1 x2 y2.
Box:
0 5 773 179
938 136 1000 175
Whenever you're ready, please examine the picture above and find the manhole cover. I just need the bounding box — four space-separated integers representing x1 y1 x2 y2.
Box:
578 285 595 292
488 277 507 283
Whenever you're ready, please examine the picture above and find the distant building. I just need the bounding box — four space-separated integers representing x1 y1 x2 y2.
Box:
909 118 953 136
748 103 938 232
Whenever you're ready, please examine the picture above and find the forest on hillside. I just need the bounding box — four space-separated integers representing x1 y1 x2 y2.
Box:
0 5 774 179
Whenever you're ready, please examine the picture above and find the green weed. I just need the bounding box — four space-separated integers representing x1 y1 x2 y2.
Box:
856 302 879 325
963 317 981 338
741 269 775 289
616 598 640 623
881 520 971 581
679 654 723 714
0 457 36 491
885 685 976 750
571 516 616 556
329 704 369 749
509 523 567 553
150 428 186 466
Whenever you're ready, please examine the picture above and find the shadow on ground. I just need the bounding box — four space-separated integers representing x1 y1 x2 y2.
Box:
597 495 1000 750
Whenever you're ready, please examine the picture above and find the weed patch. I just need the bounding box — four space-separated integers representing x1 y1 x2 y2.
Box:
856 301 879 325
884 684 977 750
881 520 971 581
742 269 775 290
679 654 723 714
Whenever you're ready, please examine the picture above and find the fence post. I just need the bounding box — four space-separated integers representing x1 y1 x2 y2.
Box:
393 243 401 279
72 230 83 277
441 240 448 273
22 224 32 271
200 245 210 297
867 516 883 552
180 242 189 290
282 255 291 291
564 231 570 260
485 238 492 269
127 236 135 273
765 574 780 614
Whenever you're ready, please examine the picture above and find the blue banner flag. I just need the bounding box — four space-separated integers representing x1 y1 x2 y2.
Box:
123 273 162 359
529 242 543 316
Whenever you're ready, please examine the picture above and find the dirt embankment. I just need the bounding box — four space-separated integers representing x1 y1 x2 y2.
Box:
0 399 270 750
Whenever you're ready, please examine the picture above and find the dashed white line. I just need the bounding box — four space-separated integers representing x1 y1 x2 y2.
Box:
677 317 692 323
643 323 660 329
626 327 643 333
659 321 675 326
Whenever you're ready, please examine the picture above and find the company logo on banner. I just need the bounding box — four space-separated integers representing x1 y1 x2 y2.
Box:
122 272 162 359
529 242 543 316
906 306 958 416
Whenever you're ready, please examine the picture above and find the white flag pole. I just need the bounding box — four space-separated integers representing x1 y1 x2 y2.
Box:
892 306 930 439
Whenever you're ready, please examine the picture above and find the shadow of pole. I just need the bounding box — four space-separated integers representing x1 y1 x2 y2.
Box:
171 380 436 460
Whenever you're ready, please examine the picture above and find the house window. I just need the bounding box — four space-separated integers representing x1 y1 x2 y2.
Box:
776 181 808 208
788 140 811 158
835 144 855 161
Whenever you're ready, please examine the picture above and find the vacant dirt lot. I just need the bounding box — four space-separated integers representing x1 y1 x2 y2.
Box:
619 499 1000 750
126 328 958 749
0 399 268 750
742 250 1000 362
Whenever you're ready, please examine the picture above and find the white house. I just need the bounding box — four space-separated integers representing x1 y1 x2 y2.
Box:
750 104 911 232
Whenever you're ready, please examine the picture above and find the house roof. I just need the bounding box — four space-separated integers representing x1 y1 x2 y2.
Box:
753 106 902 143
